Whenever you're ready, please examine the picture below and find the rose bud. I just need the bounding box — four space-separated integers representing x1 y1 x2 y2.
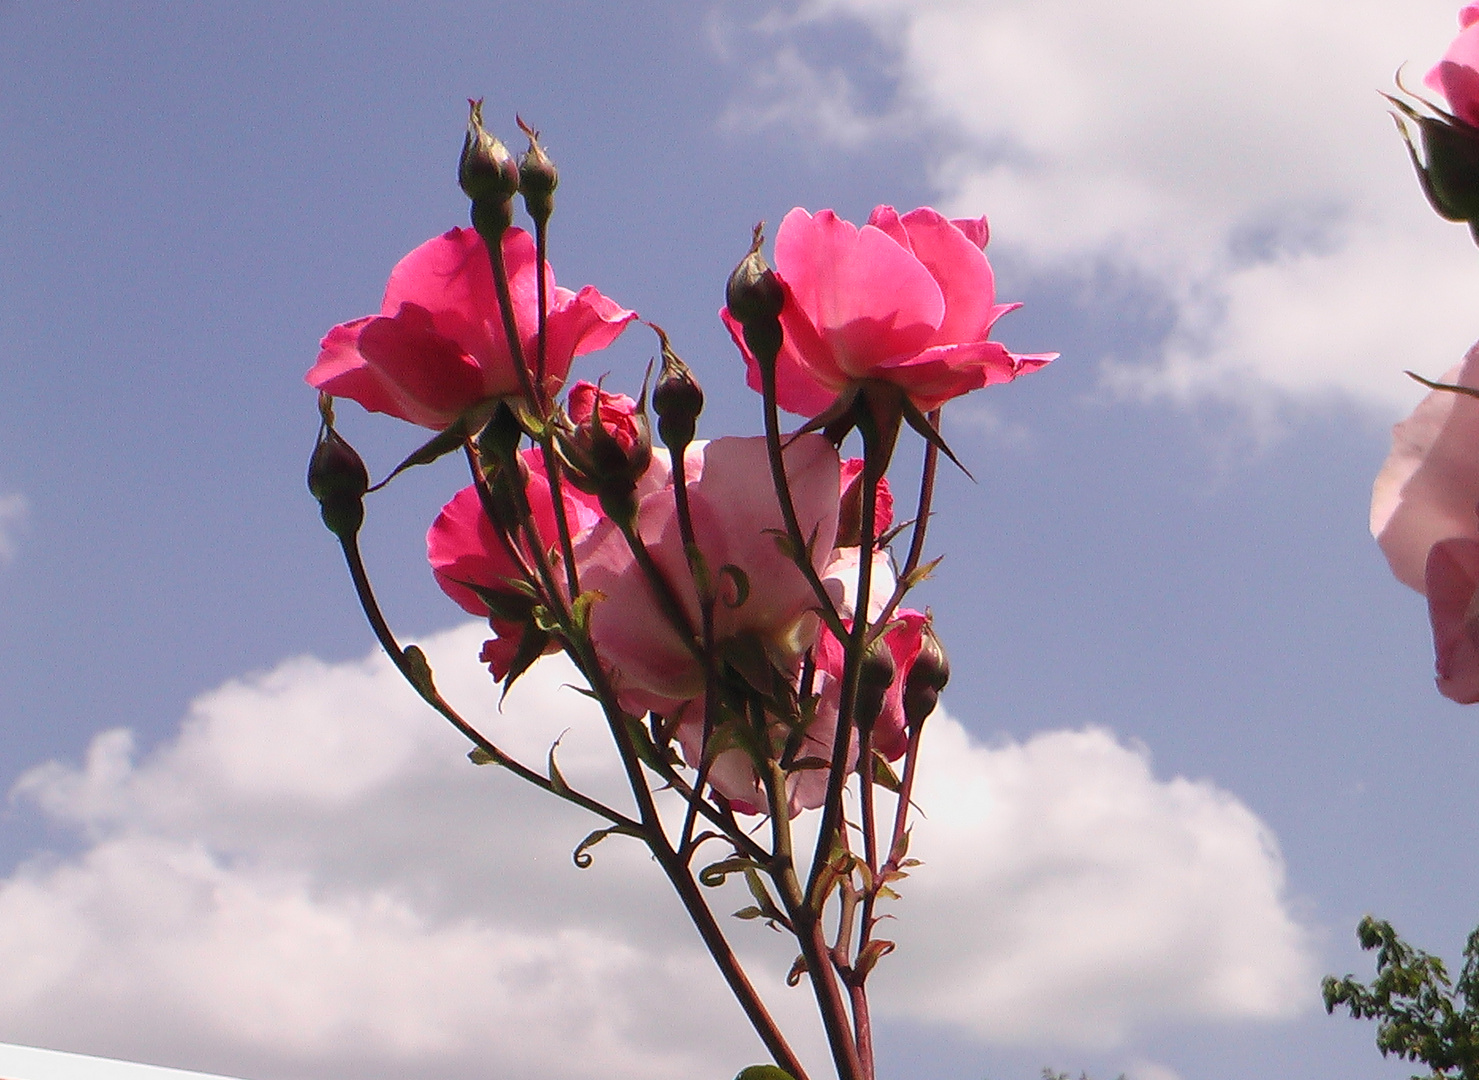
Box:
650 325 704 452
854 634 899 737
459 99 520 236
902 622 949 729
559 381 653 523
308 404 371 541
725 224 785 362
516 117 558 225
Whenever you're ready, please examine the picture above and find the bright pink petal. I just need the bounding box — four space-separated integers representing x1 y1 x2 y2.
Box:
723 306 840 418
897 207 1000 344
1426 14 1479 126
306 317 408 419
542 285 639 391
357 305 490 428
1426 537 1479 702
1373 343 1479 591
950 215 990 250
774 208 944 377
427 485 524 617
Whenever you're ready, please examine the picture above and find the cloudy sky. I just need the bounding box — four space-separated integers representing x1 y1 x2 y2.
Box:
1 2 1476 1079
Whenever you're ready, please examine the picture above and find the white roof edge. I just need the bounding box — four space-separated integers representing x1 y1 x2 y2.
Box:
0 1043 246 1080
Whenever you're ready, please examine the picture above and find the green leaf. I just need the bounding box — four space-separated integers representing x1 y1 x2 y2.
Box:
400 645 437 700
572 825 640 868
718 564 751 608
699 856 761 888
734 1067 796 1080
468 746 495 766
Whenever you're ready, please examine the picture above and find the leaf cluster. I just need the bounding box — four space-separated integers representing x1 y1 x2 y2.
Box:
1323 915 1479 1079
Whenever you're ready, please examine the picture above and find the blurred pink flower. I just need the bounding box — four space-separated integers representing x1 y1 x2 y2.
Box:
722 206 1052 417
576 434 840 709
1372 341 1479 702
308 227 635 428
1427 4 1479 128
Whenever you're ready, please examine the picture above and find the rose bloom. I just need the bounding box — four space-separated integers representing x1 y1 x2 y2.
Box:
722 206 1053 417
1372 341 1479 702
427 450 604 679
308 227 635 429
1427 4 1479 128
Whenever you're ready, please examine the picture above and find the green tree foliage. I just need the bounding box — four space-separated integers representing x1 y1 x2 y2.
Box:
1324 915 1479 1079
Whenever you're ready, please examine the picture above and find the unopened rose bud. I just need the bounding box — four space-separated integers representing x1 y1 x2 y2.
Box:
649 324 704 452
902 623 949 730
459 100 519 235
854 635 898 737
725 223 785 326
1388 89 1479 243
308 404 370 541
516 117 558 225
559 381 652 523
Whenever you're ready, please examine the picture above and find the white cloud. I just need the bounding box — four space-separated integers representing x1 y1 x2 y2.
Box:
0 492 27 564
724 0 1479 413
0 625 1310 1078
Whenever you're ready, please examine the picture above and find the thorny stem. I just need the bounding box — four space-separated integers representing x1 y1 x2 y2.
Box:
870 406 942 637
759 712 862 1080
337 530 636 831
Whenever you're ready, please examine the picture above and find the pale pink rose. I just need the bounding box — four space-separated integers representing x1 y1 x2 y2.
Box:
575 434 841 708
722 206 1053 417
308 227 636 428
1426 537 1479 703
1427 5 1479 128
1372 341 1479 702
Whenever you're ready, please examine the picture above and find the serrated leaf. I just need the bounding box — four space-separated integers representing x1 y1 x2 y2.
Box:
570 589 605 635
468 746 495 766
872 752 903 793
854 938 896 980
889 827 911 865
401 645 437 699
900 554 945 591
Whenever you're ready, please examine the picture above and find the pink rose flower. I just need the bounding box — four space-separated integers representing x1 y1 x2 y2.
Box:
427 451 603 678
575 434 841 709
308 227 636 429
722 206 1053 417
1372 341 1479 702
1427 5 1479 128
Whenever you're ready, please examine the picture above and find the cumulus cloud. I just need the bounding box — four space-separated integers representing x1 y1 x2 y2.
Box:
0 625 1310 1079
0 492 27 564
723 0 1479 412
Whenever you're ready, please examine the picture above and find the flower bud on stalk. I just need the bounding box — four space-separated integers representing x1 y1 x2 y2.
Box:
726 224 785 363
516 117 558 226
854 635 899 738
559 382 652 525
902 623 949 730
308 398 370 541
460 99 520 239
650 326 704 453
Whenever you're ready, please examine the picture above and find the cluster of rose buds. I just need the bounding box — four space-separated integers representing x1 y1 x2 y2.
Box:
307 100 1049 1080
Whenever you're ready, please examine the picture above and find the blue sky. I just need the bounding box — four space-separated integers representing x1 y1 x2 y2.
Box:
2 2 1477 1079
